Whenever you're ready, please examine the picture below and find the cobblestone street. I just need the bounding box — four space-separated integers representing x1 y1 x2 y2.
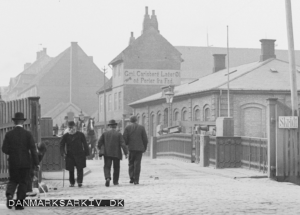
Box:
1 157 300 214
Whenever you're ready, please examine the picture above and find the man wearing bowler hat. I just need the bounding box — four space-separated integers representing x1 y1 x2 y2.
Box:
123 115 148 185
60 121 89 187
2 112 39 210
98 119 128 187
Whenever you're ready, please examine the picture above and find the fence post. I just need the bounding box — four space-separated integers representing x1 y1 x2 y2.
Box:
267 98 277 179
200 134 210 167
29 97 41 187
151 136 157 159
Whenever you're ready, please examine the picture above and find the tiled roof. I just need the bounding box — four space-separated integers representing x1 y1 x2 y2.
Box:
96 78 112 94
44 102 88 119
176 46 300 81
109 27 182 66
18 48 70 95
129 58 300 106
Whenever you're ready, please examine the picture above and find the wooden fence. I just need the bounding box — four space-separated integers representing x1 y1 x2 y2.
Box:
241 137 268 173
0 97 40 179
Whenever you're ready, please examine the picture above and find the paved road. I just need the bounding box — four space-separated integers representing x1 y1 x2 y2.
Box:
1 157 300 214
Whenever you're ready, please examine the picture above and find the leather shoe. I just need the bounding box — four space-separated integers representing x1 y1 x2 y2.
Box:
6 194 13 209
78 183 82 187
129 179 134 184
105 179 110 187
26 192 37 197
15 206 24 210
113 183 119 185
134 181 139 185
69 184 75 187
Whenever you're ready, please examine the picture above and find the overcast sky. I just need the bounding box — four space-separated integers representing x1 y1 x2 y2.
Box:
0 0 300 86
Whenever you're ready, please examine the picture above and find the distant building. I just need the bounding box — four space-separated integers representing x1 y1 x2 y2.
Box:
3 42 106 126
130 39 300 138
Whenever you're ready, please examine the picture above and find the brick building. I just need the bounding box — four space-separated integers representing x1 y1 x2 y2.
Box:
130 39 300 138
4 42 105 126
96 7 182 130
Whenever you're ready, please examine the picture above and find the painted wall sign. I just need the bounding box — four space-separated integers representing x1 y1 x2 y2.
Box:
278 116 298 128
123 69 181 85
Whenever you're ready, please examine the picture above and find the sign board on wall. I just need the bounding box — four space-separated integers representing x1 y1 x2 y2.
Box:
278 116 298 128
123 69 181 85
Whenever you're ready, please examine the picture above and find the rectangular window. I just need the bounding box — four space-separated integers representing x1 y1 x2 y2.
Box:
118 92 122 109
114 93 117 110
108 94 112 111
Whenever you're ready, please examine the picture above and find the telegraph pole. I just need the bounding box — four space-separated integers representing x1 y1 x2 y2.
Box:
285 0 298 116
285 0 299 176
103 66 107 131
226 25 230 117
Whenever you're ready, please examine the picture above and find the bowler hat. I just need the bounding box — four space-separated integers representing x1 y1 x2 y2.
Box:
12 112 26 121
108 119 118 126
68 121 76 127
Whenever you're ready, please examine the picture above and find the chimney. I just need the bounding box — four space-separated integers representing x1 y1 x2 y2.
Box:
142 6 151 34
150 10 159 32
129 32 135 45
43 48 47 55
213 54 226 73
36 51 41 60
24 63 31 70
259 39 276 61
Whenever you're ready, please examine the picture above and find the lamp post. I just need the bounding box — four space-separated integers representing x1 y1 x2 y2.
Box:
165 86 174 128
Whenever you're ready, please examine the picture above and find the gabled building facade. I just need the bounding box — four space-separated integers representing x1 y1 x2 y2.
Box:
4 42 105 126
97 7 183 130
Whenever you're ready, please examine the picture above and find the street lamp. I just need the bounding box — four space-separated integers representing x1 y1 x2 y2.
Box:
164 86 174 127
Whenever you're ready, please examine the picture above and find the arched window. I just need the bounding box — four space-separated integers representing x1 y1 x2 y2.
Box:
203 105 211 121
157 112 162 125
182 108 188 121
173 109 179 122
142 114 146 127
194 106 200 121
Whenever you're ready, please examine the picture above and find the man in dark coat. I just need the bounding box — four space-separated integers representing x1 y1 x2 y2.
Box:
2 112 39 210
123 115 148 185
98 119 128 187
60 121 89 187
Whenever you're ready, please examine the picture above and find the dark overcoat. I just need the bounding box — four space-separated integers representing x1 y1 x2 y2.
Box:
2 127 39 169
60 131 89 171
123 123 148 152
98 129 128 160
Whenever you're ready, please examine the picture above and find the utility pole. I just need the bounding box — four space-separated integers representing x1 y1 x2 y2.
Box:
285 0 298 117
226 25 230 117
285 0 299 176
103 66 107 131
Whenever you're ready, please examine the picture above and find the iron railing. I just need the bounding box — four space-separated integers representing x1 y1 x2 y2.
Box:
156 133 192 162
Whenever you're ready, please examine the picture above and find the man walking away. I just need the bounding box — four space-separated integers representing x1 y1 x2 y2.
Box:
123 115 148 185
60 121 89 188
2 112 39 210
98 119 128 187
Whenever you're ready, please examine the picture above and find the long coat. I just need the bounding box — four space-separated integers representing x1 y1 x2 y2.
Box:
123 123 148 152
2 126 39 169
98 129 128 160
60 131 89 171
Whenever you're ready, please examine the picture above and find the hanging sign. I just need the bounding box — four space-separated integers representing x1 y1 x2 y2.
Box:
123 69 181 85
278 116 298 128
